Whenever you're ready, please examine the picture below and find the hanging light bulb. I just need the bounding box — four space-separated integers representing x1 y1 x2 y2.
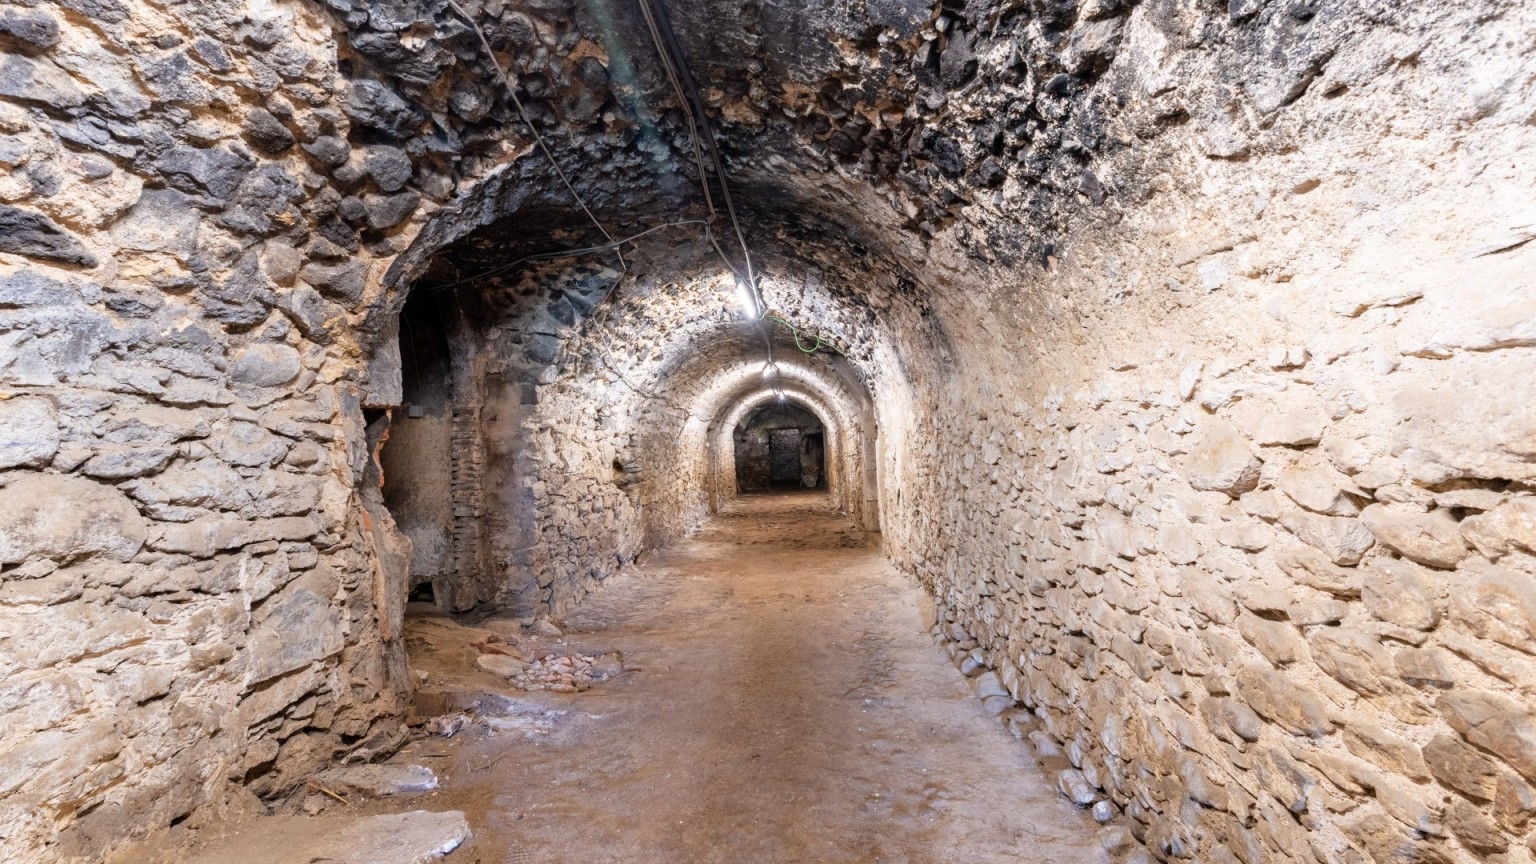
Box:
735 276 757 319
776 388 786 403
761 361 775 379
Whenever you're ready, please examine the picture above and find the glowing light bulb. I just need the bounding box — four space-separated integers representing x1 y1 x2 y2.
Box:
762 362 775 379
735 277 757 318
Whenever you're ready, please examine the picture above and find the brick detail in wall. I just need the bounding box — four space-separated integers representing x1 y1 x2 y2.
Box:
446 405 485 611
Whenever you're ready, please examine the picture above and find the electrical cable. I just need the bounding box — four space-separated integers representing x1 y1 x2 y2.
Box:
446 0 622 269
636 0 773 361
761 315 847 356
638 0 758 298
420 220 712 294
400 310 422 391
441 1 847 368
636 0 716 220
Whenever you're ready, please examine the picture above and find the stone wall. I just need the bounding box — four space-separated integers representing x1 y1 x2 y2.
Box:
881 2 1536 860
0 0 661 857
0 0 418 853
486 261 649 617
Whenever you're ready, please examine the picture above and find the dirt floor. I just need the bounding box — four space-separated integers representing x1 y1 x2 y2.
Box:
397 490 1109 864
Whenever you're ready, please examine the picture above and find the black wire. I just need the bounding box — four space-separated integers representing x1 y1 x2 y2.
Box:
446 0 624 271
419 220 713 294
438 1 788 367
639 0 755 288
400 312 421 392
638 0 774 363
637 0 716 219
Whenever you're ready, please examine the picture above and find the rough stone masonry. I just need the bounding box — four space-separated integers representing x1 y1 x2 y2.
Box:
0 0 1533 862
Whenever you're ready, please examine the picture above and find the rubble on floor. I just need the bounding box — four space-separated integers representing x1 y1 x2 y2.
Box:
408 610 626 695
477 650 625 692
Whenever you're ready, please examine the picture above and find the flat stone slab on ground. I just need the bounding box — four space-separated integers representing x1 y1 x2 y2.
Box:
313 762 439 796
183 810 469 864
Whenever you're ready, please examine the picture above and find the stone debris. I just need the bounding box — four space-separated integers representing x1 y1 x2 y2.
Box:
492 652 625 694
479 708 566 737
311 763 439 798
526 619 564 638
423 714 471 738
461 618 625 694
474 653 527 679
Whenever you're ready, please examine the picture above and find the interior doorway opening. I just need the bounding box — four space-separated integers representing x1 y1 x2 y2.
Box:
377 288 462 613
734 401 826 492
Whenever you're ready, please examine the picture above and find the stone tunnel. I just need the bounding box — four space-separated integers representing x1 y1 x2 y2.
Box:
1 0 1534 861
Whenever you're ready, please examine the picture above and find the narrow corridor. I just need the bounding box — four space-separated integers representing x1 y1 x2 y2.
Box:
399 491 1107 863
7 4 1529 861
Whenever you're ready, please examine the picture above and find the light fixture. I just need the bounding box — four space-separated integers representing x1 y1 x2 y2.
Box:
775 388 785 402
761 361 776 379
735 276 757 319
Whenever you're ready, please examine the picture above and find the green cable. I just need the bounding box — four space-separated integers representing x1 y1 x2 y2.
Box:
760 315 847 356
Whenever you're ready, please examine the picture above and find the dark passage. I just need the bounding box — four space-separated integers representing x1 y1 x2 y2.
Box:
735 401 826 491
769 428 802 484
378 289 462 610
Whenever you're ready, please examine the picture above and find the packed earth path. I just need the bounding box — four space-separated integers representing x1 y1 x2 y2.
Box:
397 489 1109 864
